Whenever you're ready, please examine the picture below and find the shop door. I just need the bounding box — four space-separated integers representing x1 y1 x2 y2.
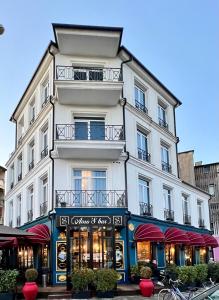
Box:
68 226 115 271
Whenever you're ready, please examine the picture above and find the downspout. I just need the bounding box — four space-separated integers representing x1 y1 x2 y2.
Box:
173 103 180 178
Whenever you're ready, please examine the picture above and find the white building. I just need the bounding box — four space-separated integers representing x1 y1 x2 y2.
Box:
4 24 214 285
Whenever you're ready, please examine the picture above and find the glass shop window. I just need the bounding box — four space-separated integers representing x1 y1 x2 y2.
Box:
184 246 193 266
200 247 207 264
137 241 151 262
18 245 34 269
41 244 49 268
165 244 176 264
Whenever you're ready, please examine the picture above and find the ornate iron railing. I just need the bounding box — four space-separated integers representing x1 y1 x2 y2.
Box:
27 210 33 222
18 136 23 146
138 148 150 163
56 66 122 82
135 100 148 114
56 124 124 141
41 146 48 159
162 161 172 173
56 190 127 208
198 218 205 228
159 118 168 129
29 161 34 171
139 202 153 216
164 209 174 221
40 202 48 216
183 214 191 225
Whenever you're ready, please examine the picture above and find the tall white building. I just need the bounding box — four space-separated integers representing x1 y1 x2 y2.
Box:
4 24 215 285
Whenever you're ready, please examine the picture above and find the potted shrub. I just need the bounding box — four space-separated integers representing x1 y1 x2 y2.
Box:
22 268 38 300
72 268 94 299
195 264 208 286
139 266 154 297
130 265 140 284
187 266 197 287
0 269 18 300
95 269 118 298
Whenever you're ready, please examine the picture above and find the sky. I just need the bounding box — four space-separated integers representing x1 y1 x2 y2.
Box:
0 0 218 167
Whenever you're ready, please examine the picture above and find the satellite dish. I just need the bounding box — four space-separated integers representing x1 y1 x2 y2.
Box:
0 24 5 35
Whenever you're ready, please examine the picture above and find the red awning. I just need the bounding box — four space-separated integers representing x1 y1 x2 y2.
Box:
26 224 50 244
134 223 165 242
0 237 18 248
165 227 190 245
202 234 219 248
187 231 205 246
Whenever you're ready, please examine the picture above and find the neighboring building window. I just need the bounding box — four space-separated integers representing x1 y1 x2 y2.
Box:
41 125 48 159
135 85 147 113
18 116 24 145
161 144 171 173
208 184 215 196
41 78 49 106
139 177 152 216
27 186 33 222
182 194 191 225
17 153 22 181
29 140 35 171
10 164 14 189
137 130 150 162
40 176 48 216
17 194 21 227
9 200 13 227
158 104 168 129
29 98 35 125
203 165 210 174
74 117 105 140
163 186 174 221
197 200 204 228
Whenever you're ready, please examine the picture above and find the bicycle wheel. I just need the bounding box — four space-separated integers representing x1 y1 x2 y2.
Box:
162 291 180 300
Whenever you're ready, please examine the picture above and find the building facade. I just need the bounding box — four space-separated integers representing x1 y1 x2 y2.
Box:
0 166 6 225
4 24 214 285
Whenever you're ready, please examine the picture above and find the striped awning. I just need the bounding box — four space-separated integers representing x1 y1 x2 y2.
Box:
0 237 18 248
26 224 50 244
165 227 190 245
187 231 205 246
202 234 219 248
134 223 165 242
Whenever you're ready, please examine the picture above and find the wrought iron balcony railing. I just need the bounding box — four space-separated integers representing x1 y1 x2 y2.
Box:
17 216 21 227
164 209 174 221
199 218 205 228
162 161 172 173
29 117 35 125
40 202 48 216
18 136 23 146
41 146 48 159
41 95 51 108
56 66 122 82
139 202 153 216
29 161 34 171
135 100 148 114
18 173 22 182
138 148 150 163
183 214 191 225
27 210 33 222
159 118 168 129
56 190 127 208
10 182 14 190
56 124 124 141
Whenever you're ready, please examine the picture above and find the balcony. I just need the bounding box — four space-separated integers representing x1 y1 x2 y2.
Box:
135 100 148 114
55 66 123 106
41 146 48 159
199 218 205 228
27 210 33 222
29 161 34 171
164 209 174 221
17 216 21 227
138 148 150 163
40 202 48 216
159 118 168 130
162 161 172 173
183 214 191 225
139 202 153 216
56 190 127 208
55 124 125 159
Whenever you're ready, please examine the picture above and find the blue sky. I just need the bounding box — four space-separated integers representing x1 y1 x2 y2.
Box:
0 0 218 167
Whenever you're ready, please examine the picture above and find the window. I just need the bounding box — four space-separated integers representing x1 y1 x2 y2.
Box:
41 125 48 159
208 184 215 196
203 165 210 174
158 104 168 129
74 117 105 140
182 194 191 225
161 145 171 172
197 200 204 227
165 244 176 265
139 177 152 216
40 176 48 216
18 116 24 145
163 187 174 221
9 200 13 226
135 85 147 113
137 130 150 162
29 98 35 125
10 164 14 189
17 194 21 226
73 66 103 81
42 78 49 106
29 140 34 171
27 186 33 222
137 241 156 262
17 154 22 181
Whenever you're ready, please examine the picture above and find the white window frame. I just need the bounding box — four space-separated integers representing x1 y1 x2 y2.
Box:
138 177 150 205
41 78 49 105
42 176 48 204
163 186 172 211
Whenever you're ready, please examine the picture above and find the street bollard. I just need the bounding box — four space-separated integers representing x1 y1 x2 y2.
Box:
42 273 47 288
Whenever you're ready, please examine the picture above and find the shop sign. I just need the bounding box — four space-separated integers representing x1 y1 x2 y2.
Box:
56 215 124 227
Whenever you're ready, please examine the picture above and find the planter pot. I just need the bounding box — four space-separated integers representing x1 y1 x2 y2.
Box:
72 290 92 299
0 292 14 300
96 290 115 298
139 279 154 297
22 282 38 300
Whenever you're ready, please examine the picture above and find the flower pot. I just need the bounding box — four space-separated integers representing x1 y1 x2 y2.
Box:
96 290 115 298
72 290 92 299
22 282 38 300
0 292 14 300
139 279 154 297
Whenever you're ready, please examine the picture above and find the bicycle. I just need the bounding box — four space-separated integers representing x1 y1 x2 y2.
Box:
202 277 215 290
158 278 198 300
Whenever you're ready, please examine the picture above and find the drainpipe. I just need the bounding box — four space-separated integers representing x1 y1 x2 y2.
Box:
173 103 180 178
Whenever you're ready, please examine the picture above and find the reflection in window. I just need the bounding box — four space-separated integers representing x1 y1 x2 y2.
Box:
200 247 206 264
185 246 193 266
165 244 176 264
18 245 34 269
137 241 151 262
